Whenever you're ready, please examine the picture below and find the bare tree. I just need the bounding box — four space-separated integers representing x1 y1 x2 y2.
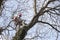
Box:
12 0 60 40
0 0 60 40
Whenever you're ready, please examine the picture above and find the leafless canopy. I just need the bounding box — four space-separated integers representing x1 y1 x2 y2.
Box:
0 0 60 40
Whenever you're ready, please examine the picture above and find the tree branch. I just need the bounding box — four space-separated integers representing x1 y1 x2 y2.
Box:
0 0 4 16
34 0 37 15
37 21 60 32
43 5 60 16
0 0 7 16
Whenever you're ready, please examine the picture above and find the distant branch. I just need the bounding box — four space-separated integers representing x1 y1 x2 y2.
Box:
0 0 4 16
0 0 7 16
0 0 3 7
48 10 60 16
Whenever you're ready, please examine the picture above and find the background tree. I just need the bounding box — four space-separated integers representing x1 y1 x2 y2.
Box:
0 0 60 40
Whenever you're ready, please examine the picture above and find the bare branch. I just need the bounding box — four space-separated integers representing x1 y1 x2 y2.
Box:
34 0 37 15
0 0 3 7
0 0 7 16
37 21 60 32
48 10 60 16
0 0 4 16
56 32 59 40
43 5 60 16
4 20 13 30
42 0 47 7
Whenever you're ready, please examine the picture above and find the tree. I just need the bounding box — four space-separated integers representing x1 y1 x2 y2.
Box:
13 0 60 40
0 0 60 40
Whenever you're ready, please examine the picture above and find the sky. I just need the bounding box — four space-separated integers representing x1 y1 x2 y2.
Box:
0 0 60 40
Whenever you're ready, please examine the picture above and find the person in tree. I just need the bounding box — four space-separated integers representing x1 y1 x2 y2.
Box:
13 13 22 27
